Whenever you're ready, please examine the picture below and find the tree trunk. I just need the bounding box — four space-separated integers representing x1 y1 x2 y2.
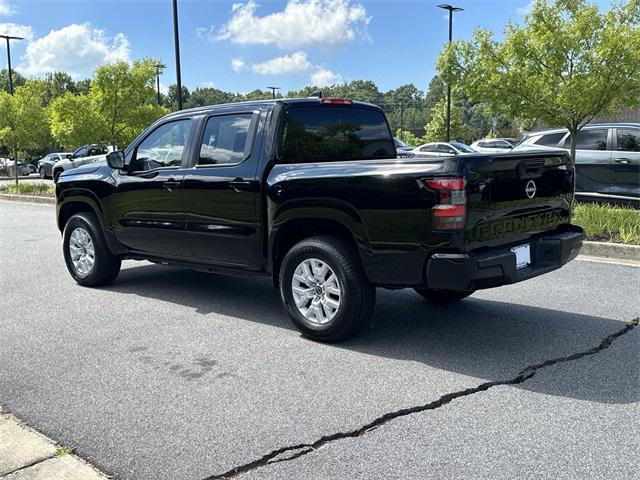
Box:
13 145 18 186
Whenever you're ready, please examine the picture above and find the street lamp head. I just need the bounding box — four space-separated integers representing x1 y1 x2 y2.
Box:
0 35 24 40
437 4 464 12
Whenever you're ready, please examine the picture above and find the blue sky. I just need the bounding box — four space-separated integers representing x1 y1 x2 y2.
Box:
0 0 613 94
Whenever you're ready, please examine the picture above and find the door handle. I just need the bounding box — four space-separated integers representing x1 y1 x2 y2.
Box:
162 179 181 191
229 178 253 192
614 158 630 164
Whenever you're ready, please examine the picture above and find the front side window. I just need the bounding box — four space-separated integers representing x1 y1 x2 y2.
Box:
437 144 455 154
132 119 192 172
567 129 608 151
74 147 87 158
617 129 640 152
278 106 394 163
198 114 253 166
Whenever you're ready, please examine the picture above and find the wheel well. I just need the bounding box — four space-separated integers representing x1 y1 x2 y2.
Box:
271 218 360 287
58 202 96 232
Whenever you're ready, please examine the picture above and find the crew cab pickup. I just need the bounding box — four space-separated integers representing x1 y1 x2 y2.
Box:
56 97 583 341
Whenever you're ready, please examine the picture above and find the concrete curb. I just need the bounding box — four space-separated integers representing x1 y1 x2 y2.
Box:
0 408 109 479
581 241 640 262
0 194 55 205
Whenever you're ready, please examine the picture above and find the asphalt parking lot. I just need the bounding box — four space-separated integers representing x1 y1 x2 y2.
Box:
1 200 638 480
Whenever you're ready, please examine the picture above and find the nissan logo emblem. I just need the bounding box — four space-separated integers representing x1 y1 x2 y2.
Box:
525 180 537 199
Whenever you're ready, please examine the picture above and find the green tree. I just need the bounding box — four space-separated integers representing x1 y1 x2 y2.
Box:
43 72 78 105
0 68 26 93
0 80 51 182
187 87 240 108
423 95 464 142
164 84 191 110
438 0 640 161
90 59 167 146
49 93 107 149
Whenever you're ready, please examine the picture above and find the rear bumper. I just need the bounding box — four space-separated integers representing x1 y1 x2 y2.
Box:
425 225 584 291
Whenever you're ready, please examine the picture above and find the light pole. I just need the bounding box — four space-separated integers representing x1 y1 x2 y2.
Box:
437 4 463 142
1 34 24 185
172 0 183 110
267 86 280 99
153 63 166 105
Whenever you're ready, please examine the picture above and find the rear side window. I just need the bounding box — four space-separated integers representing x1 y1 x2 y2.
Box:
535 132 565 147
566 129 608 150
617 129 640 152
198 114 254 166
278 106 394 163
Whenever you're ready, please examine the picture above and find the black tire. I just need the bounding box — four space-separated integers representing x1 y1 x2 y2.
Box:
63 212 121 287
53 169 62 182
39 168 46 179
414 288 474 302
279 236 375 342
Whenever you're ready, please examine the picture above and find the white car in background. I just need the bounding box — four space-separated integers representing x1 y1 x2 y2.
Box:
412 141 476 157
470 138 518 153
52 144 115 182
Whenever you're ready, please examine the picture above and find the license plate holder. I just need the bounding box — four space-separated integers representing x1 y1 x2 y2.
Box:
511 243 531 269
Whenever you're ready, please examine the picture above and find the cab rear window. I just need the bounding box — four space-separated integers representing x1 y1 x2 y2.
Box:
278 106 395 163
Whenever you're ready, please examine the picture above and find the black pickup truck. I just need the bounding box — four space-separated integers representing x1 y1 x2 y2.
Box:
56 97 583 341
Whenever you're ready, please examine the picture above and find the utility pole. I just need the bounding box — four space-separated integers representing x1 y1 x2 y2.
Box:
267 86 280 99
153 63 166 105
172 0 183 110
399 99 405 142
437 4 463 142
1 34 24 185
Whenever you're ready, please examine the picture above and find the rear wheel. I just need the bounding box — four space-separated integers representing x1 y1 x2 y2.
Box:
63 212 121 287
414 288 474 302
280 236 375 342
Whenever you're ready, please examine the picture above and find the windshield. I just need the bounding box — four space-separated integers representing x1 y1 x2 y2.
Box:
451 142 475 153
394 138 411 149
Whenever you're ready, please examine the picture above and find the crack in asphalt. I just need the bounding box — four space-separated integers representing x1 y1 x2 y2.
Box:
204 316 639 479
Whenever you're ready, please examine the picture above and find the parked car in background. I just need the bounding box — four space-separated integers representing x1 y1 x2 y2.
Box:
52 144 114 182
515 123 640 204
394 137 415 158
471 138 516 153
0 159 31 176
38 152 72 179
412 141 476 157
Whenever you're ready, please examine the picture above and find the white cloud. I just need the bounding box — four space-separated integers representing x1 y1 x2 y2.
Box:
0 0 13 16
214 0 370 50
0 22 33 40
251 51 311 75
517 1 535 16
21 23 130 78
230 57 245 72
310 67 340 87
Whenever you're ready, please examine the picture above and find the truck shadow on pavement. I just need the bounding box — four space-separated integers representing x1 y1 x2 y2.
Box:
106 263 639 405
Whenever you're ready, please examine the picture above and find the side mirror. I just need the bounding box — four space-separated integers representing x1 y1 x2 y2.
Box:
106 151 125 170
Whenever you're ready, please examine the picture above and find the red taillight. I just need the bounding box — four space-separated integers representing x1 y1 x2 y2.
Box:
320 98 353 105
422 177 466 230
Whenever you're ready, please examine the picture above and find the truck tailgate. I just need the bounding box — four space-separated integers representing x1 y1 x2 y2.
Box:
464 150 574 249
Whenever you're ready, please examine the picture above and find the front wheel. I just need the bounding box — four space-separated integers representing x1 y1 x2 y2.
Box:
63 212 121 287
39 168 46 179
53 169 62 182
279 236 375 342
414 288 474 302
